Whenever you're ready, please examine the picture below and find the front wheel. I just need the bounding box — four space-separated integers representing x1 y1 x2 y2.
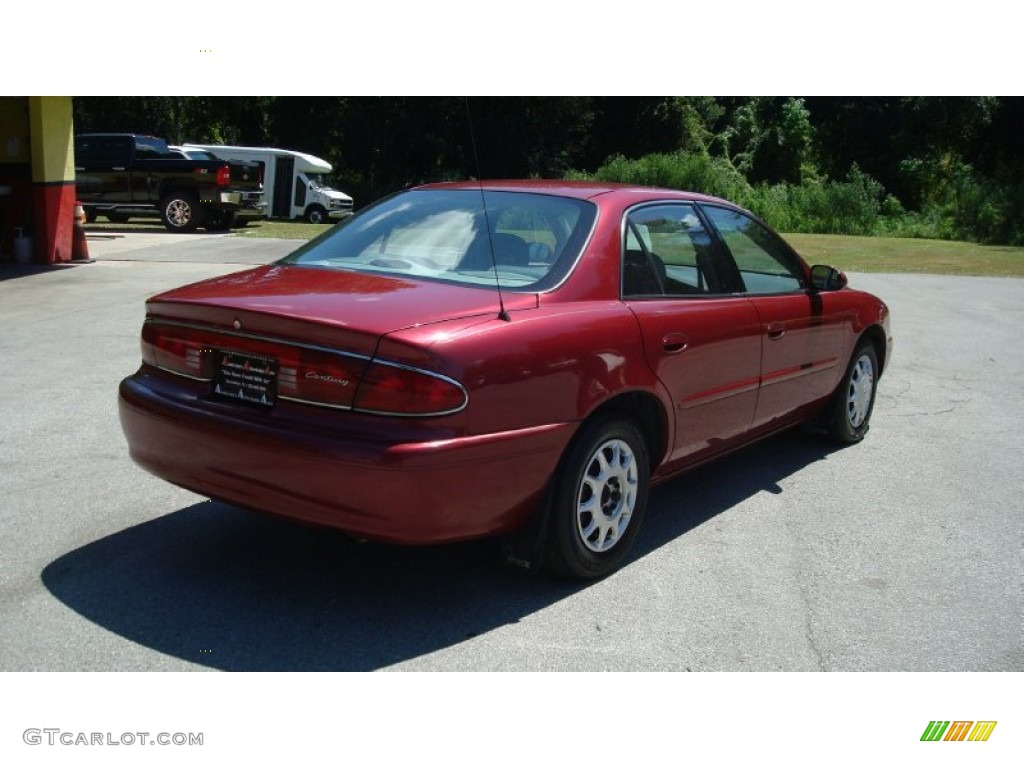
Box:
305 205 328 224
160 193 201 232
545 416 649 580
828 341 879 443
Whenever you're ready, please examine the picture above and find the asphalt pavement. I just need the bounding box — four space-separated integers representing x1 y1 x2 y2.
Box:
0 232 1020 671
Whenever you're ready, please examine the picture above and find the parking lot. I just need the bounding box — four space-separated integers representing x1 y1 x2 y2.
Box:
0 232 1021 671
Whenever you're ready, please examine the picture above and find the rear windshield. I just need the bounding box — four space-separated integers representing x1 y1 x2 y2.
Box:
277 189 597 291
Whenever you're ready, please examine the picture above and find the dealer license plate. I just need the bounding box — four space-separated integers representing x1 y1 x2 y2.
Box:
213 350 278 407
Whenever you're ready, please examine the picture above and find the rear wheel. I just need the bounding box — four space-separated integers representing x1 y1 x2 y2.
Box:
84 209 97 224
160 193 201 232
205 210 236 231
545 416 649 579
828 341 878 443
106 212 130 223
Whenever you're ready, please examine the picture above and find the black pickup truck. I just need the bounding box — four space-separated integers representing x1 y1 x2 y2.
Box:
74 133 265 232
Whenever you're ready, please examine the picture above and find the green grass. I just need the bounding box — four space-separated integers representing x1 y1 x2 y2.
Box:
85 217 332 239
231 220 332 239
85 219 168 232
783 233 1024 277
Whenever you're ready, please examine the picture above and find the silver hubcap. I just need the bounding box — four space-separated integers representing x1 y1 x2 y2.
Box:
576 438 638 553
846 354 874 428
167 200 192 226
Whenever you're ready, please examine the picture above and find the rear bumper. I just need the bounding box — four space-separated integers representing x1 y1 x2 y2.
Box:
118 374 573 544
211 190 265 216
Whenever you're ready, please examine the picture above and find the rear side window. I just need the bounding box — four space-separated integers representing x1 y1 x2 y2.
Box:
75 135 131 165
622 203 721 297
702 205 805 294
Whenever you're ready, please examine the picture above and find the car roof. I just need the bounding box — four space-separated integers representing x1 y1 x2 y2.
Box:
414 179 733 206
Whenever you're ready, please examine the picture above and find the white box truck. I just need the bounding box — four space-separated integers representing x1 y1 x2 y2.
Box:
183 144 354 224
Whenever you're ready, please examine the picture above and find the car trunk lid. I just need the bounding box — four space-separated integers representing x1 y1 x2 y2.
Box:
146 264 536 351
142 265 536 412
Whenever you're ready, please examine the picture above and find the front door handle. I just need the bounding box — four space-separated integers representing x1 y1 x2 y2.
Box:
662 332 689 353
766 322 786 340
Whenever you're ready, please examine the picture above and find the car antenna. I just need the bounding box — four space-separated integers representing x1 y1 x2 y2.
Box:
464 97 511 322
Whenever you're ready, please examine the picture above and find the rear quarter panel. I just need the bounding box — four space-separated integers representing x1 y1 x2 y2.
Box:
377 301 673 443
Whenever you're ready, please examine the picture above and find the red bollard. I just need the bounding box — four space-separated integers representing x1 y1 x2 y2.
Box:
70 201 94 263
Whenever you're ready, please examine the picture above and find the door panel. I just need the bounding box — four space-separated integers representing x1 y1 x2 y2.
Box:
627 298 762 461
698 204 846 426
748 293 845 426
74 135 131 203
272 157 294 217
622 203 762 464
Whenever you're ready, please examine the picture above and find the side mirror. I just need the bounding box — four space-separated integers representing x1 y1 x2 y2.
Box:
810 264 848 291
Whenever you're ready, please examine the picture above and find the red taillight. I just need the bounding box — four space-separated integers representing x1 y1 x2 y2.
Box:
140 322 466 415
141 322 364 408
142 323 214 379
277 347 364 408
215 165 231 187
353 362 467 416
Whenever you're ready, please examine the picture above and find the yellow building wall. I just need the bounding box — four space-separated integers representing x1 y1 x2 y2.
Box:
28 97 75 182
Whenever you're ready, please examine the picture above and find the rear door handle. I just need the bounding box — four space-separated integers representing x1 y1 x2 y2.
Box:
662 332 689 353
766 322 786 340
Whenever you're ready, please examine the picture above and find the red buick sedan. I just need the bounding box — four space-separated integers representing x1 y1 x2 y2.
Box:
119 181 891 579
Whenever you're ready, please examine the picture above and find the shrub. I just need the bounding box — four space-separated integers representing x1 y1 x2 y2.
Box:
567 151 1024 245
571 151 752 203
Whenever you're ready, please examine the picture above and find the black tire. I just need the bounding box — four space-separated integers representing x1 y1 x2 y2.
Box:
160 193 202 232
84 209 98 224
544 416 650 580
204 210 236 231
827 340 879 443
106 212 130 223
305 205 327 224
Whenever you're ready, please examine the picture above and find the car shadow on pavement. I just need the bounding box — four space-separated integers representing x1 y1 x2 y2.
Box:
0 262 86 282
41 430 842 671
634 429 844 561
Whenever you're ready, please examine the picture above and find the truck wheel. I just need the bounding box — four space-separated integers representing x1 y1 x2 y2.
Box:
305 205 327 224
107 213 130 223
160 193 201 232
84 209 97 224
205 210 236 232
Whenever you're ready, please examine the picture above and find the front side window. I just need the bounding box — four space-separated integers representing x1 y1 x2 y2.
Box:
702 205 805 294
278 189 596 291
622 204 720 297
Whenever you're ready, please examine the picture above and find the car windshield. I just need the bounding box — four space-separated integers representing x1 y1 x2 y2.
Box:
278 189 597 291
307 174 333 190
